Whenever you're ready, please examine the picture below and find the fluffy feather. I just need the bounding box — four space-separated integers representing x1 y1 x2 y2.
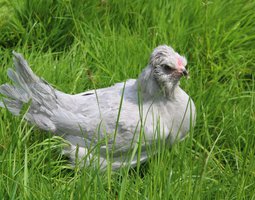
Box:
0 45 196 170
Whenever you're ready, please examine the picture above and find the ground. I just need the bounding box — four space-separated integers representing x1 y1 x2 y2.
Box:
0 0 254 199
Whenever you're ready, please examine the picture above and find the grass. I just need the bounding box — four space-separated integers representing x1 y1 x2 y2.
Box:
0 0 255 199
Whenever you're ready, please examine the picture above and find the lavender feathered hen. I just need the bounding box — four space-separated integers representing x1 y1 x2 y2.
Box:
0 45 196 169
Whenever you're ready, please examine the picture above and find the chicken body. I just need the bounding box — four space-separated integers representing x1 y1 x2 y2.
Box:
0 45 196 169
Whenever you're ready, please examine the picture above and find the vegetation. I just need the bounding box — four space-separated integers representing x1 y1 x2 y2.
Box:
0 0 254 199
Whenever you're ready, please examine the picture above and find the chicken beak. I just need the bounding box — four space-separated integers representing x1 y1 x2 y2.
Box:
178 67 189 78
182 69 188 77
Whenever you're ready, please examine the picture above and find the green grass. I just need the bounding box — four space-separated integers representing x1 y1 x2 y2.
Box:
0 0 255 199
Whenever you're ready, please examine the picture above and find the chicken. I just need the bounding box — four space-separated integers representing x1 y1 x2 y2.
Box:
0 45 196 169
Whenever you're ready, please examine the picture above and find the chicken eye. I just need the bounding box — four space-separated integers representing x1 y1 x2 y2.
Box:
162 64 174 74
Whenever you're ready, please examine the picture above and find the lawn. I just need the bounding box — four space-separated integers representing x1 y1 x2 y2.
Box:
0 0 255 199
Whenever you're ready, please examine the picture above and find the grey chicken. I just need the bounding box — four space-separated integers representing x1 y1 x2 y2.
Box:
0 45 196 169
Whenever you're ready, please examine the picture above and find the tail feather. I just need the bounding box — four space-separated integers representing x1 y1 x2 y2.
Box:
0 83 29 102
12 51 40 84
0 98 22 115
7 68 33 95
0 51 57 131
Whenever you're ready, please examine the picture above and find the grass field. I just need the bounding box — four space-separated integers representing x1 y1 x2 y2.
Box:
0 0 255 199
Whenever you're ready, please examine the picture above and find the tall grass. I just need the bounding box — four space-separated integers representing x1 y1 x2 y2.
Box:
0 0 255 199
